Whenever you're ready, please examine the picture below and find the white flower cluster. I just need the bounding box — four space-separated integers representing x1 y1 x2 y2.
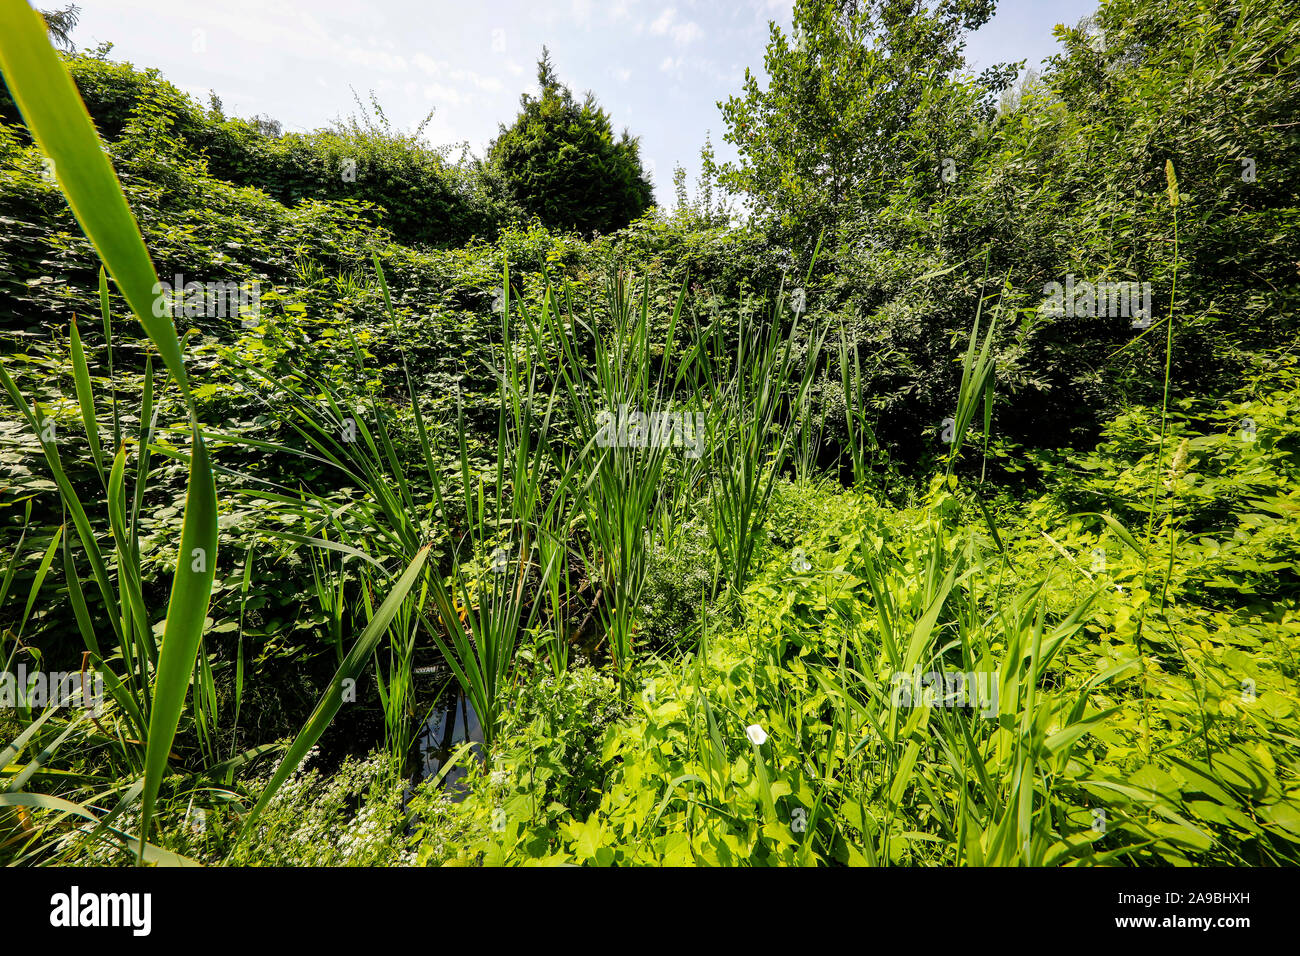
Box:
228 749 409 866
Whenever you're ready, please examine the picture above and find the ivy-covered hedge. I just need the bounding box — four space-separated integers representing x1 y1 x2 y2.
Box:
0 46 518 248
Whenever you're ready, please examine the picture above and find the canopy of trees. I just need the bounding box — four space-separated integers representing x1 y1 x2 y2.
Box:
489 48 654 236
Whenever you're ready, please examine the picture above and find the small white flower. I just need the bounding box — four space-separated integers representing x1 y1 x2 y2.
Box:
745 724 768 746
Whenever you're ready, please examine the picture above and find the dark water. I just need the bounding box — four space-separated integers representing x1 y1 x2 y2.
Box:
415 690 484 799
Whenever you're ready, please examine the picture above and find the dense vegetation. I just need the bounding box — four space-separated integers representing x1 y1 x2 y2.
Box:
0 0 1297 867
488 47 655 236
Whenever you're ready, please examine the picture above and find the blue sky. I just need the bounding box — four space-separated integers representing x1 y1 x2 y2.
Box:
68 0 1099 206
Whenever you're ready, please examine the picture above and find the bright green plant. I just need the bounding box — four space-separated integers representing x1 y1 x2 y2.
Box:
0 0 218 859
489 48 653 236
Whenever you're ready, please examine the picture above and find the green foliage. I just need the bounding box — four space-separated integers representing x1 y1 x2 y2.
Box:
489 48 654 236
423 386 1300 864
220 750 411 867
720 0 1300 463
718 0 1010 240
0 48 517 249
37 5 79 53
3 0 1299 871
639 515 716 652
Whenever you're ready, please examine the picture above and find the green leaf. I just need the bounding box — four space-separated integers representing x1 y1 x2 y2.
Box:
243 545 430 830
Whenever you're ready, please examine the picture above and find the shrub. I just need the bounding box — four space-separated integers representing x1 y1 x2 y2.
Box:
488 48 653 236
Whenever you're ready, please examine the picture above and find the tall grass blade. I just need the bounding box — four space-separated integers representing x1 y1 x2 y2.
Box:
243 545 430 830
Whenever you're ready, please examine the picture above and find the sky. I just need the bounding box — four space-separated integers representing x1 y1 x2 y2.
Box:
66 0 1100 207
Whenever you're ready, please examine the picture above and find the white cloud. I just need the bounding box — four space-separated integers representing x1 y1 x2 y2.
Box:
465 72 504 93
412 53 442 76
650 8 675 34
423 83 465 108
674 21 703 45
413 55 503 93
649 7 703 47
571 0 594 28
